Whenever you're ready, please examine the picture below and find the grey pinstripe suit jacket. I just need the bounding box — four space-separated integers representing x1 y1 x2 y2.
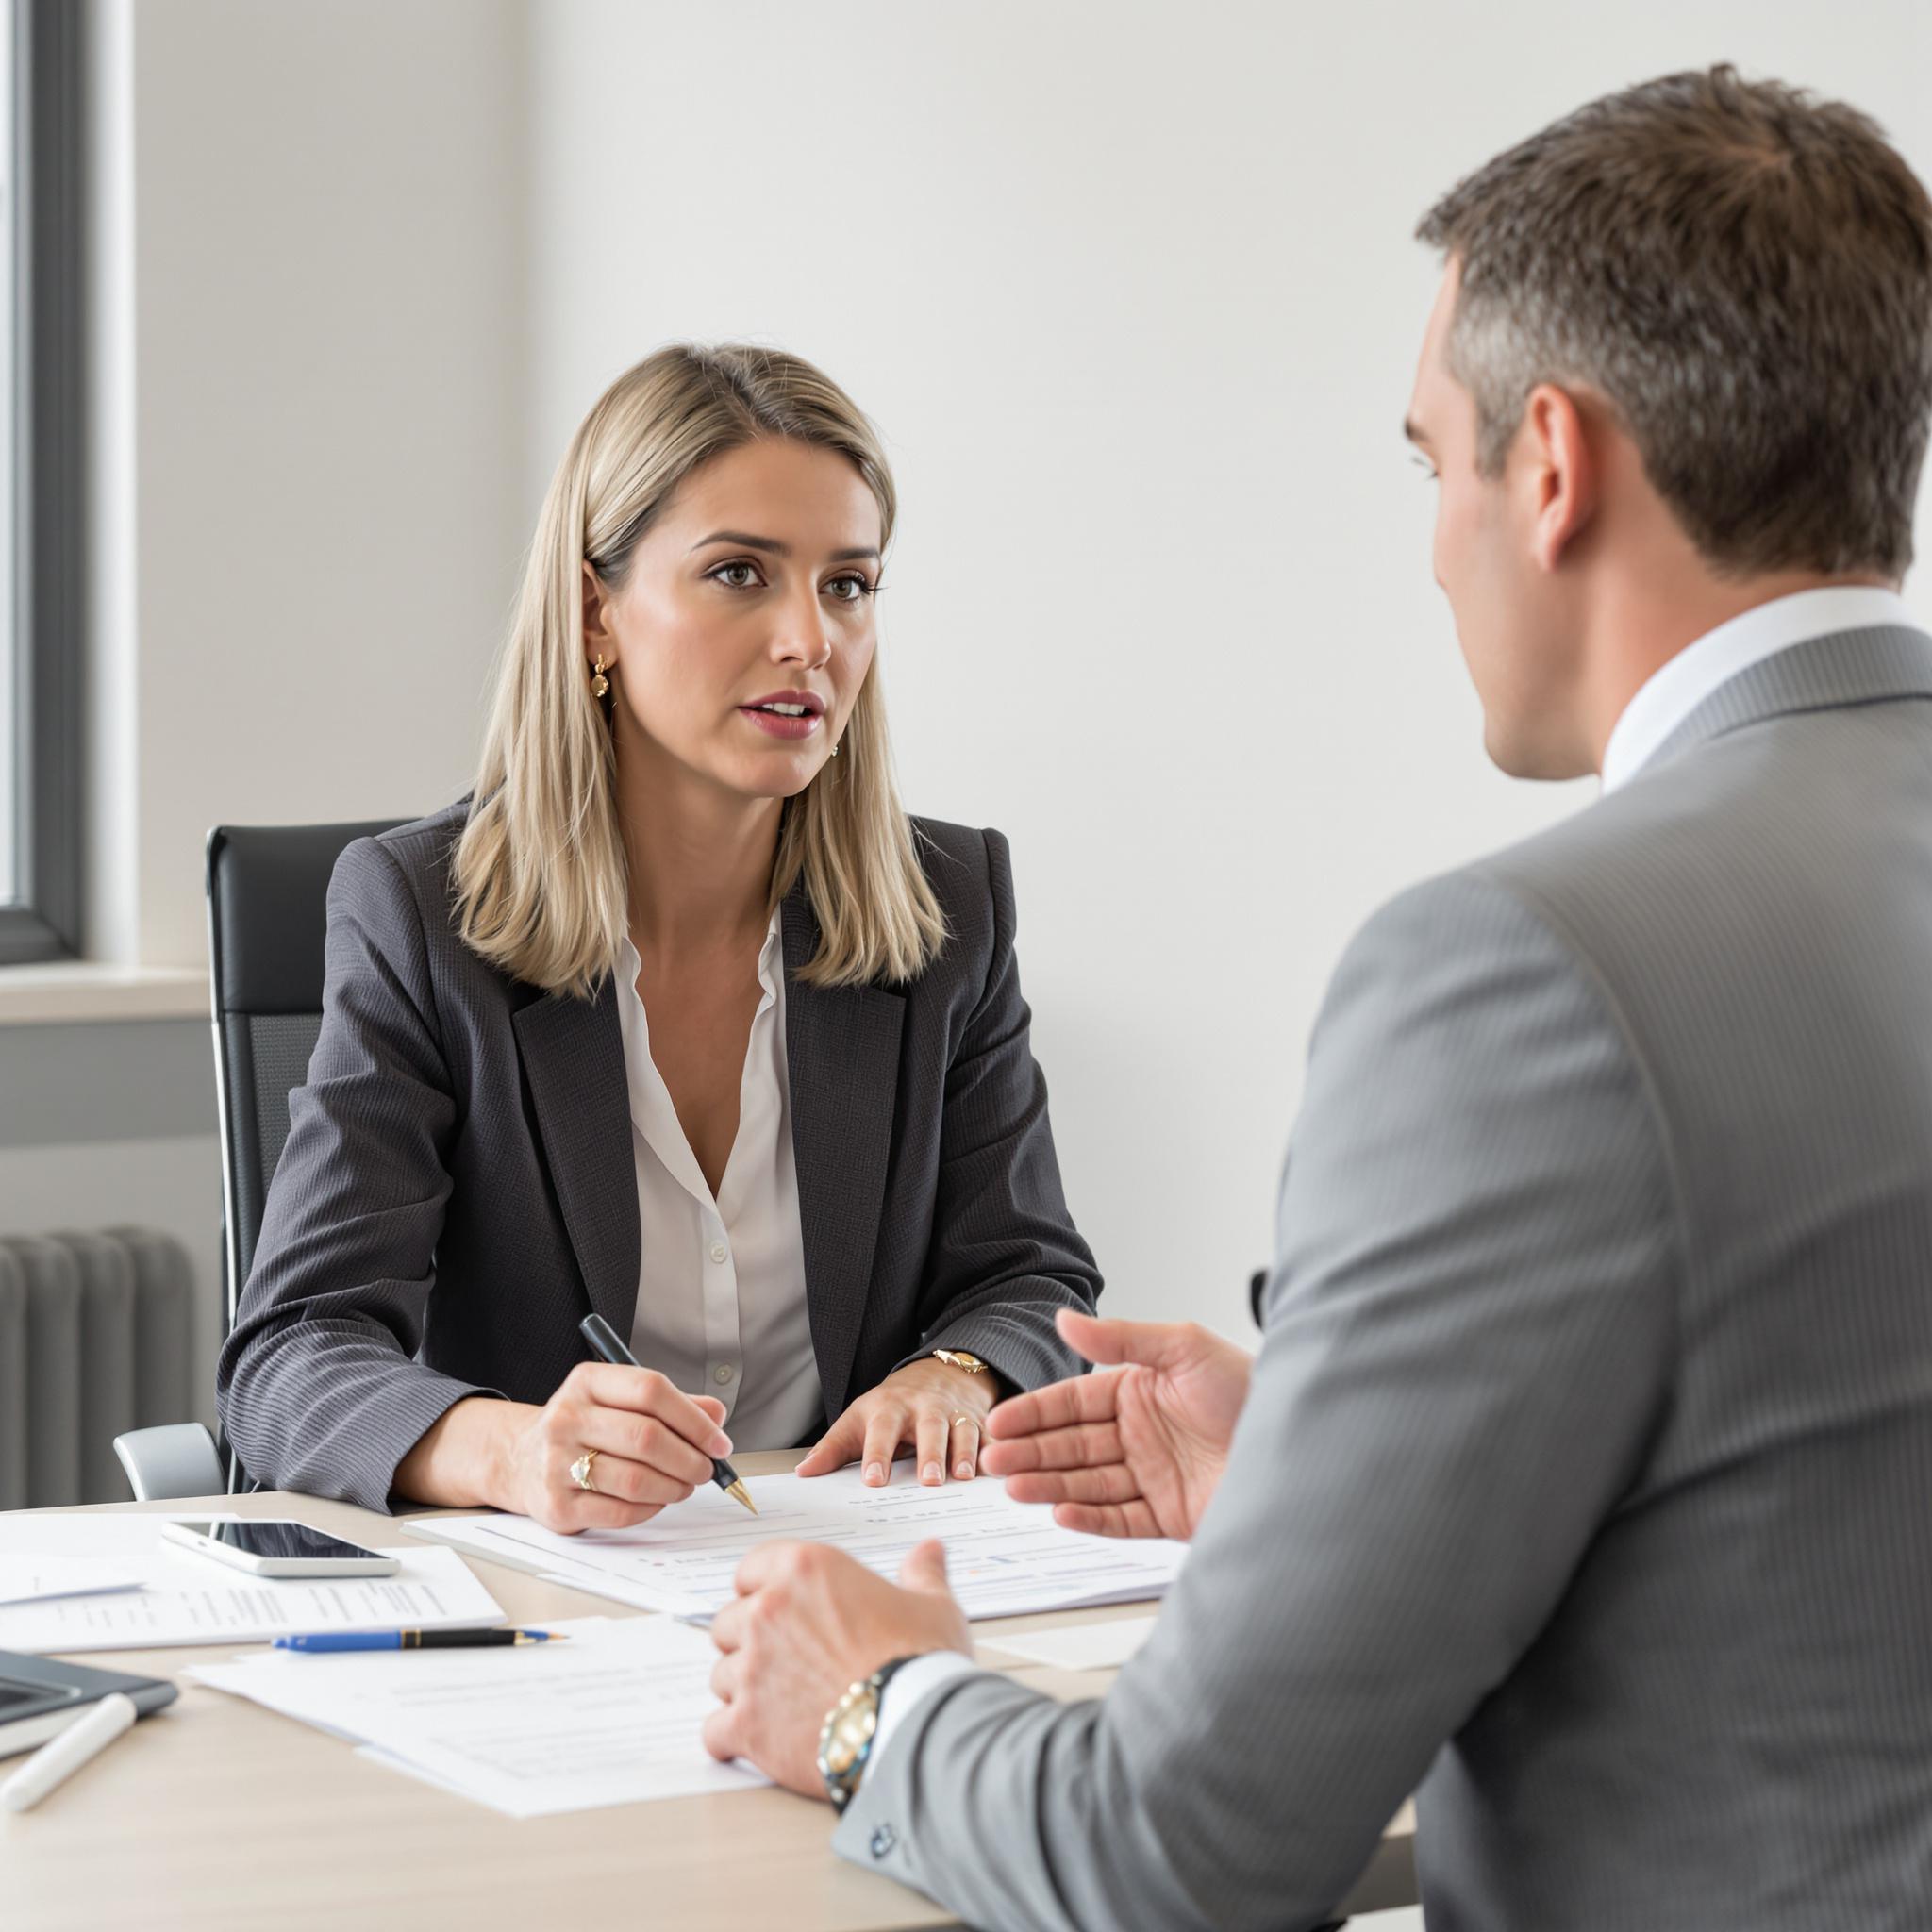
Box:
836 624 1932 1929
215 804 1100 1513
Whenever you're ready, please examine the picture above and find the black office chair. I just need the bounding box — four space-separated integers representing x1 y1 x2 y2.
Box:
113 820 407 1501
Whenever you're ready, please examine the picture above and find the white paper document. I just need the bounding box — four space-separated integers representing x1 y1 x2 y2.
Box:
407 1466 1186 1624
190 1616 767 1817
0 1555 145 1607
0 1514 503 1653
986 1613 1160 1671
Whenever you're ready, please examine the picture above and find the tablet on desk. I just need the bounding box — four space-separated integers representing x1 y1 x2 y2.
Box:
0 1653 177 1760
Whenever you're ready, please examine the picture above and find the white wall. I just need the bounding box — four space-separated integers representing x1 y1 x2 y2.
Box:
111 0 531 968
524 0 1932 1337
71 2 1932 1343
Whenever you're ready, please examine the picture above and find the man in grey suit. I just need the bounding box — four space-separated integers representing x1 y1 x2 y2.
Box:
701 68 1932 1929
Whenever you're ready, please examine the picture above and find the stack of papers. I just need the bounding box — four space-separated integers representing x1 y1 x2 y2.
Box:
0 1515 504 1652
407 1465 1186 1623
190 1617 765 1816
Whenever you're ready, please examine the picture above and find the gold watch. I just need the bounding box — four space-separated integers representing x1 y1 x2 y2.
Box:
819 1656 919 1811
931 1348 988 1375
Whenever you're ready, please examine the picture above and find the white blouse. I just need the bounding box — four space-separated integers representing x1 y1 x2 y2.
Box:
614 908 823 1450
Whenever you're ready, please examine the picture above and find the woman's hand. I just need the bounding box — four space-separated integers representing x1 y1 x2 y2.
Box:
980 1308 1253 1541
492 1363 735 1533
795 1356 1002 1487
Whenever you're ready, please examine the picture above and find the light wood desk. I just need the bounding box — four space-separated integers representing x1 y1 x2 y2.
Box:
1 1454 1416 1930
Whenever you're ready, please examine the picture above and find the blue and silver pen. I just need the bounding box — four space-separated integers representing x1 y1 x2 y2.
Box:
272 1629 563 1653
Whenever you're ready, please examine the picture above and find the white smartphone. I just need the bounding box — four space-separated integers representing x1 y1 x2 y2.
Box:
159 1519 401 1578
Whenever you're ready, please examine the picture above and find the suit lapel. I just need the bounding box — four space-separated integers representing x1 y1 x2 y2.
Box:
512 979 641 1341
782 891 905 1416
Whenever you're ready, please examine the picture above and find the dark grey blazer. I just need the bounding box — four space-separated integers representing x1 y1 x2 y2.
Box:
215 801 1100 1513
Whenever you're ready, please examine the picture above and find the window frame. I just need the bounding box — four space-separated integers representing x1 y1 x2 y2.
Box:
0 0 84 965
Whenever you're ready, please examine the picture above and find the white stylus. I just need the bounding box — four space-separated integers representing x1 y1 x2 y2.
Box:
0 1692 139 1812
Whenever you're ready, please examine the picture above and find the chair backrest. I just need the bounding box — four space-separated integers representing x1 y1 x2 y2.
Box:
206 821 407 1334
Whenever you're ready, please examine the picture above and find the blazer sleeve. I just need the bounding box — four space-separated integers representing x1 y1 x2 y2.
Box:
215 835 504 1511
898 827 1103 1392
834 871 1679 1930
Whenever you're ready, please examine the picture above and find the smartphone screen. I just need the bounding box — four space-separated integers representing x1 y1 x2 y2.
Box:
173 1521 389 1564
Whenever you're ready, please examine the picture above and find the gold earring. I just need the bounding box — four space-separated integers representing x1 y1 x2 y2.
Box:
591 654 609 700
830 739 841 758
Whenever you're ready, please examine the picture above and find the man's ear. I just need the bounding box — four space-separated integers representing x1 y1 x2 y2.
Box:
1522 383 1599 572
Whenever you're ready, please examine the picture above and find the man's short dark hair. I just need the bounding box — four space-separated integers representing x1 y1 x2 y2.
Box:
1417 66 1932 579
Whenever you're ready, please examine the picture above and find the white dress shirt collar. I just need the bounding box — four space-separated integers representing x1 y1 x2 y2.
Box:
1600 586 1917 793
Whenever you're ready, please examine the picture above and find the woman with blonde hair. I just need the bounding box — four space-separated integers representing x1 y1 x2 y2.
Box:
217 345 1100 1529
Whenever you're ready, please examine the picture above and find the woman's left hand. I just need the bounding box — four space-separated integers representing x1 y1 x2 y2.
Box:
796 1357 1001 1486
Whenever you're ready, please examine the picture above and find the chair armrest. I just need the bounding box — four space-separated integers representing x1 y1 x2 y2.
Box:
112 1424 224 1502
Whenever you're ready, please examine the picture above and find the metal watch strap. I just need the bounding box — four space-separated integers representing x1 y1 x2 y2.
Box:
821 1654 919 1812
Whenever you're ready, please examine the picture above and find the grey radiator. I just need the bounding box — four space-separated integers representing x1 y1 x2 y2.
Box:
0 1229 196 1508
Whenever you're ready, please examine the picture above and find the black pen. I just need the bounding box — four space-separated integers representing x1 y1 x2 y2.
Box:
578 1311 758 1515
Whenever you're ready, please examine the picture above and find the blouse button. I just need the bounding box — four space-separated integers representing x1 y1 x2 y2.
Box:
713 1364 736 1385
708 1241 728 1265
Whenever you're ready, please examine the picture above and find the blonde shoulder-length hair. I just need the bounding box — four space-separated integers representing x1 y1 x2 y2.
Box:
452 343 946 1000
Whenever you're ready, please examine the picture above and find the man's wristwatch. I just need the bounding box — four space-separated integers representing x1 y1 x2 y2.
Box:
819 1655 920 1811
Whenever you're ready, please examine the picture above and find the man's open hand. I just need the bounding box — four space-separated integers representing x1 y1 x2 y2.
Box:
981 1307 1253 1541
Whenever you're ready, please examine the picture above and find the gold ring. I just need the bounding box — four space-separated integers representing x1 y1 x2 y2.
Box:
570 1449 601 1492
